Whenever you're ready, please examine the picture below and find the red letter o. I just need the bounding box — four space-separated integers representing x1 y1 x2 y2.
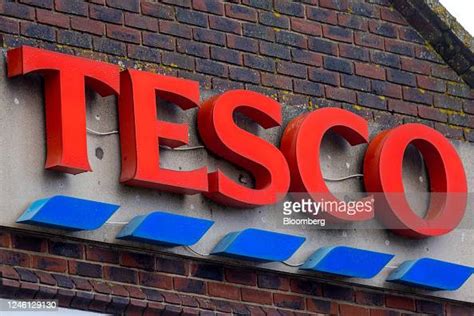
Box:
364 123 467 238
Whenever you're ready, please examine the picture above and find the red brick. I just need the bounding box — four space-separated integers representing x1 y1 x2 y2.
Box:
56 288 74 307
208 282 240 300
192 0 224 15
69 261 102 278
432 65 460 81
144 302 166 315
36 9 69 28
290 17 322 36
108 283 129 297
340 304 370 316
385 38 414 56
210 15 241 34
126 299 147 315
161 291 182 305
55 0 88 16
372 80 402 99
85 245 119 263
401 57 431 75
121 251 155 270
273 293 305 310
32 255 67 272
106 24 140 44
388 99 418 116
179 294 198 308
70 291 94 310
338 13 368 31
319 0 349 11
224 267 256 286
227 34 258 53
435 123 464 140
1 2 35 20
323 24 353 43
0 265 19 279
66 277 89 292
355 290 384 306
0 232 11 248
355 63 385 80
12 234 47 252
190 262 224 281
292 49 322 67
19 0 53 9
385 295 415 311
70 16 104 36
0 16 19 34
89 280 112 294
355 32 384 50
261 73 292 90
418 106 447 122
139 271 173 289
18 281 39 299
35 271 56 285
417 75 446 93
241 288 272 305
36 286 57 300
174 277 206 294
258 273 289 290
339 43 369 62
124 285 146 299
380 7 408 25
106 0 139 12
307 6 337 25
446 304 474 316
124 12 158 31
104 266 137 284
141 4 171 19
89 293 112 313
156 256 189 275
326 87 356 103
307 298 338 314
290 278 322 295
225 3 257 22
160 20 192 39
49 241 83 259
277 61 306 79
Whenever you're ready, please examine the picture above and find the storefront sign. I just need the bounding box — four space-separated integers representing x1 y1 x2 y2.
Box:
7 46 468 239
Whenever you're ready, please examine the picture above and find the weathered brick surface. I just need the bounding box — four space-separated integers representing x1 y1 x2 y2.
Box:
10 217 466 315
0 0 470 141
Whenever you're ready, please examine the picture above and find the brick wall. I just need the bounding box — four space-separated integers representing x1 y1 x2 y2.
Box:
0 0 472 141
0 0 474 315
1 228 473 315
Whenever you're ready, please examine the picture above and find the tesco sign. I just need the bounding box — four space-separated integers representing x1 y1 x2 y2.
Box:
7 46 467 239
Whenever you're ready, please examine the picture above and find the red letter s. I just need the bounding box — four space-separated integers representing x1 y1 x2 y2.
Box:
198 90 290 207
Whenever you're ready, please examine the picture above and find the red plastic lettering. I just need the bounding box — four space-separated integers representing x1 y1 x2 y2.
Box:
119 69 208 194
364 123 467 238
7 46 120 174
281 108 373 221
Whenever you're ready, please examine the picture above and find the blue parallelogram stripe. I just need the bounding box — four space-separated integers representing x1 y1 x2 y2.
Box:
17 195 119 231
116 211 214 246
301 246 394 278
211 228 305 262
387 258 474 291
